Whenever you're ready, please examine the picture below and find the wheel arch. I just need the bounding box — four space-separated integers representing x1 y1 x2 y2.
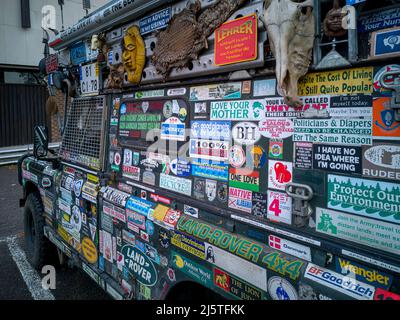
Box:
164 280 226 301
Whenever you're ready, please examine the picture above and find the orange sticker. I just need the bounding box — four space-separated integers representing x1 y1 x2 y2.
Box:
373 97 400 138
214 14 258 66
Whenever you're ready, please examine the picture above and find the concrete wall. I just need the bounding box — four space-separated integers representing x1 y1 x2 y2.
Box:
0 0 109 67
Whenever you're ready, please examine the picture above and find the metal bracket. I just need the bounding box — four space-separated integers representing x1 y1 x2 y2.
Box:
285 183 314 227
379 70 400 121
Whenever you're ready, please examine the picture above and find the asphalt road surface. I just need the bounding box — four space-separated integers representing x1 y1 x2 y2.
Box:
0 165 110 300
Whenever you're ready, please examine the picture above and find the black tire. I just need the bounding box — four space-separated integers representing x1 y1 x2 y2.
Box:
24 193 57 270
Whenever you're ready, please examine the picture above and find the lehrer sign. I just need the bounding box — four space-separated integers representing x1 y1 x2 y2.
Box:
214 14 258 66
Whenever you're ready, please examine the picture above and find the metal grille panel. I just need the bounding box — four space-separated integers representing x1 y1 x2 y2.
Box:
59 96 106 170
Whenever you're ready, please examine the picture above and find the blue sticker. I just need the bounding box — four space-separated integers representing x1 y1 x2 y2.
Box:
358 7 400 33
139 7 172 35
70 42 87 65
191 159 229 181
373 28 400 57
191 121 231 140
170 158 191 177
145 220 155 236
99 255 105 271
126 197 154 217
120 103 127 115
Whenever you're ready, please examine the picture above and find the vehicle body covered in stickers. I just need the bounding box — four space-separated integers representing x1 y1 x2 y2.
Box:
19 0 400 300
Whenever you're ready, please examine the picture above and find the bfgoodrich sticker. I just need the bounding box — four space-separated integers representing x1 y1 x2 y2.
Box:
304 263 375 300
328 175 400 224
316 207 400 256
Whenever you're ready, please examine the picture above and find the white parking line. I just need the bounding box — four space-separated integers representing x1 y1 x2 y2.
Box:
6 236 55 300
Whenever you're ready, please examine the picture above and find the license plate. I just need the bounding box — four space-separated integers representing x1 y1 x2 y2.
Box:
80 63 99 96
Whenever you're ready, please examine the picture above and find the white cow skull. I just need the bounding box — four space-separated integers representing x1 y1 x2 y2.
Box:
262 0 315 107
91 34 99 51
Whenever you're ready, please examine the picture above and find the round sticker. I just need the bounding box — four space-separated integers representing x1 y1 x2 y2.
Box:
268 277 298 300
114 152 121 166
229 145 246 168
81 237 98 264
163 101 173 118
178 107 187 122
259 118 294 139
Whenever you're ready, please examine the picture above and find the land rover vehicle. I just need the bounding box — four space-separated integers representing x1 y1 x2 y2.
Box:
18 0 400 300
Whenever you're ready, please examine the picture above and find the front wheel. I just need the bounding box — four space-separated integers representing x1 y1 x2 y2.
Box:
24 193 57 270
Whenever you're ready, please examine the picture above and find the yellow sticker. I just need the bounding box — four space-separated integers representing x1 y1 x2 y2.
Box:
298 67 373 96
153 204 169 222
81 237 98 264
87 174 99 184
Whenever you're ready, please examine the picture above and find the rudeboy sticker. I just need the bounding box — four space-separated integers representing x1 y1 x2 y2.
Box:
362 143 400 181
268 235 311 261
267 190 292 225
304 263 375 300
268 160 293 191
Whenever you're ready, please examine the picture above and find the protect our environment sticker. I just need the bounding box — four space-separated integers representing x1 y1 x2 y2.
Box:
327 175 400 224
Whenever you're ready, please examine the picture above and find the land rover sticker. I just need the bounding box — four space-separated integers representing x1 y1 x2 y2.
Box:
122 245 157 286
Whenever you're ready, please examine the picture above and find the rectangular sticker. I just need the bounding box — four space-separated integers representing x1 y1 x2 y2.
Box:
139 7 171 35
228 187 252 213
229 168 259 192
210 100 264 120
267 190 292 225
171 250 213 287
268 235 311 261
159 174 192 196
327 174 400 225
253 79 276 97
190 83 241 101
205 243 267 291
294 142 313 169
316 207 400 256
330 95 372 118
293 118 372 145
304 263 375 300
214 14 258 66
171 231 205 260
335 257 393 290
313 144 362 174
362 143 400 181
190 121 231 140
298 67 373 96
189 139 229 161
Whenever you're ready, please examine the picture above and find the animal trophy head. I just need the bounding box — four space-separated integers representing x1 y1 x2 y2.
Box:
91 34 99 51
262 0 315 108
122 25 146 84
323 0 347 38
